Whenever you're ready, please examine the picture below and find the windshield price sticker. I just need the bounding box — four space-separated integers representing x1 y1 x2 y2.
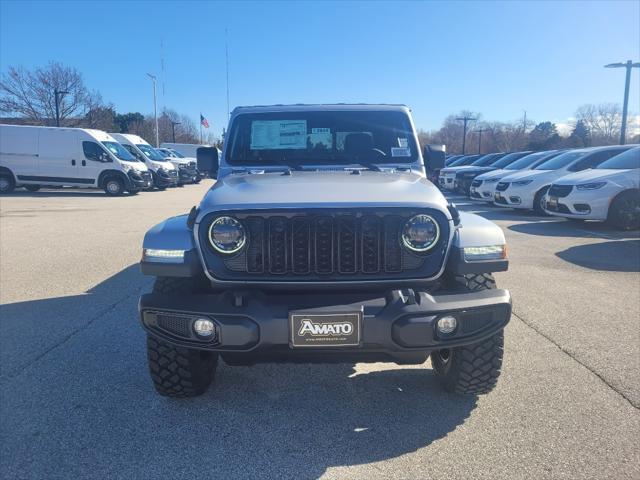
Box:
391 147 411 157
250 120 307 150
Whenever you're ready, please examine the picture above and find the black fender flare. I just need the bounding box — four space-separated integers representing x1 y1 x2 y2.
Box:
98 169 131 190
0 166 16 182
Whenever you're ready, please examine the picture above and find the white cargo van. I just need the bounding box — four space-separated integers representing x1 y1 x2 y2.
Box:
111 133 178 189
0 125 152 195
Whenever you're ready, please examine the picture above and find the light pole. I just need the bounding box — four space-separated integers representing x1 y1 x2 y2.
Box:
170 121 181 143
476 128 487 154
54 88 68 127
146 73 159 147
456 116 477 154
604 60 639 145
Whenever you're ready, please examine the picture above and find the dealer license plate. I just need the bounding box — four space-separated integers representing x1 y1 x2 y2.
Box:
290 312 361 348
546 197 558 209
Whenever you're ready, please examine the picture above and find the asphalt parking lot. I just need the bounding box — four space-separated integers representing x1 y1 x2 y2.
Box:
1 183 638 480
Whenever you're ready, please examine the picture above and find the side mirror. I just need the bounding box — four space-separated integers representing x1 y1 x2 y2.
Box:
423 144 446 171
197 147 219 179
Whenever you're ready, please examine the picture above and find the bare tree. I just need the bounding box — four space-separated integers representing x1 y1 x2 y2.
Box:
575 103 622 145
0 62 89 125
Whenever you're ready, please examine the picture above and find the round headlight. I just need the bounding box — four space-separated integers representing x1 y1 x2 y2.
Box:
208 216 246 254
402 214 440 253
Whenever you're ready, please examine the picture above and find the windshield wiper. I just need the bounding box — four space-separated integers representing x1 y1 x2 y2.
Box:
347 162 382 172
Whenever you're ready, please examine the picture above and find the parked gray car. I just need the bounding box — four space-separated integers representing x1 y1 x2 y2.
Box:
139 104 512 398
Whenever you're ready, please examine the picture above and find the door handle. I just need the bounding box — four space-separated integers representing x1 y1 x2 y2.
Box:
71 159 76 166
82 160 86 166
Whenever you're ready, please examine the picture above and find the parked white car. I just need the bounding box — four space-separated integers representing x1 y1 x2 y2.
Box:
0 125 152 195
439 154 490 190
543 146 640 229
493 145 633 213
111 133 178 189
470 150 564 201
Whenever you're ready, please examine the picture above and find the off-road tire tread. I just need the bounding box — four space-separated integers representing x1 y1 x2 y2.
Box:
147 277 217 397
432 273 504 395
147 336 217 398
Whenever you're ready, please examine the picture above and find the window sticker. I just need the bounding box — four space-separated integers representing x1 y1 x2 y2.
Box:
391 147 411 157
312 127 330 134
250 120 307 149
398 138 408 148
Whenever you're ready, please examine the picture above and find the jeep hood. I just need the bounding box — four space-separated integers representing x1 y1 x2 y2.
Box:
198 171 450 213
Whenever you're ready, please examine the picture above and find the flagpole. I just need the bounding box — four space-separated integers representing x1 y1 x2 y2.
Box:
200 113 202 144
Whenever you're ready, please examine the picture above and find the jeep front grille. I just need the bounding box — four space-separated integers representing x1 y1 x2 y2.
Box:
199 209 450 282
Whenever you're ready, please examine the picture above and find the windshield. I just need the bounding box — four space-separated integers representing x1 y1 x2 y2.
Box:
136 144 167 161
169 149 185 158
227 110 419 166
102 141 136 161
470 154 499 166
449 156 470 167
506 151 557 170
491 151 530 169
596 148 640 170
535 150 588 170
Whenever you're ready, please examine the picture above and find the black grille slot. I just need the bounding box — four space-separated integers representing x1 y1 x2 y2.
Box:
337 216 357 273
361 216 380 273
548 184 573 197
157 314 191 338
383 216 402 273
291 217 311 274
315 216 334 274
268 217 288 274
496 182 509 191
471 179 482 187
246 217 265 273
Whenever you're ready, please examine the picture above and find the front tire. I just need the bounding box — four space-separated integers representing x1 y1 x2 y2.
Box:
431 273 505 395
0 173 16 194
608 190 640 230
533 186 550 215
104 177 125 196
146 277 218 398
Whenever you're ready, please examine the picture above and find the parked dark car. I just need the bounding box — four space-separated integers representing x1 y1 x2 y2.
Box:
454 151 533 195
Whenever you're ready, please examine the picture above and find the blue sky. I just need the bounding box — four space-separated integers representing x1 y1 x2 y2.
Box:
1 0 638 137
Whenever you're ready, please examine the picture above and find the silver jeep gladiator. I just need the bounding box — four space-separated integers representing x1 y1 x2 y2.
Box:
139 104 511 398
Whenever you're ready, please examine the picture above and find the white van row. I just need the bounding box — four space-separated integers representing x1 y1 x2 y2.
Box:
0 125 207 195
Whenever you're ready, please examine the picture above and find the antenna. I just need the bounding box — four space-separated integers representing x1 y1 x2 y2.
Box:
225 28 230 119
160 37 166 103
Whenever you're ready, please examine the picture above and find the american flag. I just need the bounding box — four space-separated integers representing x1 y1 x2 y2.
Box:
200 114 209 129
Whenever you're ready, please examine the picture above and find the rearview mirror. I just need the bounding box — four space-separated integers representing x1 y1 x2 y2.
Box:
197 147 219 179
423 145 446 171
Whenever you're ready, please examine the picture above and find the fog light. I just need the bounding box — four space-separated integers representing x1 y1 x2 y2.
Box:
193 318 215 338
437 316 457 334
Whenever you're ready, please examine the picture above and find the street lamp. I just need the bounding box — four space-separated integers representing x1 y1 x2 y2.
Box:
54 88 68 127
170 121 181 143
146 73 159 147
604 60 639 145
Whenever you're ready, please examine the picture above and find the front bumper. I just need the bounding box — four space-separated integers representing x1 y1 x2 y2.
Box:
139 287 512 364
155 170 179 187
439 174 456 190
470 184 498 201
493 189 534 209
544 190 612 220
128 170 153 190
178 167 198 184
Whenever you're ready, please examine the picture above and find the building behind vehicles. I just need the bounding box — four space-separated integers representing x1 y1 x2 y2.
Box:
544 146 640 229
494 145 634 213
139 104 512 399
111 133 178 189
470 150 565 201
0 125 152 195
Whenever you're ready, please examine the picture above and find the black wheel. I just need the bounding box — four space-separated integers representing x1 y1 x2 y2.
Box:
146 277 218 398
533 186 550 215
104 177 125 196
608 190 640 231
24 184 41 192
431 273 504 395
0 173 16 194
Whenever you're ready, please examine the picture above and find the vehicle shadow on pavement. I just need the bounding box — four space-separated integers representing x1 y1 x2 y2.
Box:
508 220 640 239
2 190 122 198
0 265 478 479
555 239 640 272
